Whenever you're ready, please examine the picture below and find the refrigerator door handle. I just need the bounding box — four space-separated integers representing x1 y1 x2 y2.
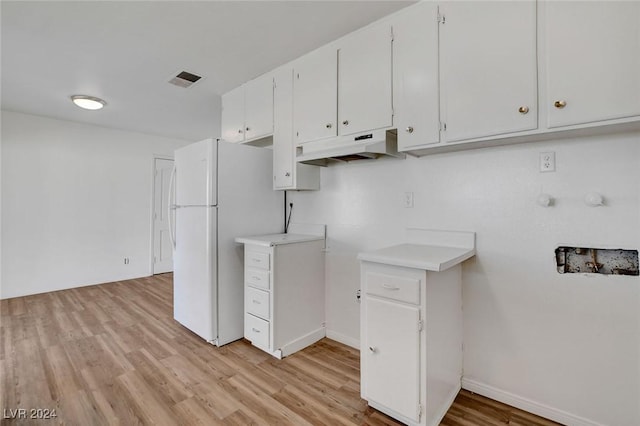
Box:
168 165 177 249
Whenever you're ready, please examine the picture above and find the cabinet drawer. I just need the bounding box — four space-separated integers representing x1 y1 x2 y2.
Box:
245 313 269 349
365 272 420 304
246 251 270 270
246 268 270 290
246 286 270 320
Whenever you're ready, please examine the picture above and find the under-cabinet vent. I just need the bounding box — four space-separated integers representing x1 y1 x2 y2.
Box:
168 71 203 88
555 246 638 276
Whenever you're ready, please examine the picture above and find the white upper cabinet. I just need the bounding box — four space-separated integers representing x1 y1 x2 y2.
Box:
391 2 440 152
439 1 538 143
338 22 394 136
221 85 245 143
293 21 394 145
221 73 274 144
244 73 275 141
273 67 320 191
545 1 640 128
293 46 338 144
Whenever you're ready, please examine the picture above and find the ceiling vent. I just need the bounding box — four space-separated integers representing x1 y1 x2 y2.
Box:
168 71 203 88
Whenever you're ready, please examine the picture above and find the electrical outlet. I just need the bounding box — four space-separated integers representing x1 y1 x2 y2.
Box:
404 192 414 208
540 152 556 172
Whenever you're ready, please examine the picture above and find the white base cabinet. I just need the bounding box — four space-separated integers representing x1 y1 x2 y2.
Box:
360 261 463 426
241 238 325 358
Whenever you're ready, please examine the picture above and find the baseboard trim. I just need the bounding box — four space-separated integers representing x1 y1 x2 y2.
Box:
461 378 605 426
325 329 359 350
429 383 461 426
280 327 325 357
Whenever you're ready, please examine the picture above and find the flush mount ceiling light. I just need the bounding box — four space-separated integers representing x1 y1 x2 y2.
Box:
70 95 106 110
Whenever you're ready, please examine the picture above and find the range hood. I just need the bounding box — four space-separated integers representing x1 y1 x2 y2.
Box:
296 129 404 166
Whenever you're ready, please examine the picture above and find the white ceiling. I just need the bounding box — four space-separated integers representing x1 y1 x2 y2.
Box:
1 1 413 142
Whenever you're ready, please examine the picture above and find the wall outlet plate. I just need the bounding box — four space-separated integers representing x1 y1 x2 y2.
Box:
404 192 414 208
540 152 556 172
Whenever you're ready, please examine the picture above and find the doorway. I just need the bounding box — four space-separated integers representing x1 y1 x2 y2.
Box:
152 157 174 274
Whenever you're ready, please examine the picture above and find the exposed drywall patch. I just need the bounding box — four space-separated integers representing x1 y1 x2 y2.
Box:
555 247 639 276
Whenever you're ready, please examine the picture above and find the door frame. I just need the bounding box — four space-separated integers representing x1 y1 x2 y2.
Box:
149 154 175 275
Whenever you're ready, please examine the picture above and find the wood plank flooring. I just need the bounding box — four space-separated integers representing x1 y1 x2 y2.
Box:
0 274 561 425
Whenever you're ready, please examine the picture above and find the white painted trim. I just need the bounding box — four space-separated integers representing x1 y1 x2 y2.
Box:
326 329 360 350
428 384 461 426
461 378 605 426
280 327 325 357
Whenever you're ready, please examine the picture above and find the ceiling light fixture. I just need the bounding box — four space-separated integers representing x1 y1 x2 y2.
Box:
70 95 107 110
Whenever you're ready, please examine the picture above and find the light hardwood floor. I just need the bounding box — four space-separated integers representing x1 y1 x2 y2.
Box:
1 274 560 425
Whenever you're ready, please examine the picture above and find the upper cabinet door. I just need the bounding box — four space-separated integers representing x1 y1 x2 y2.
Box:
244 73 274 141
545 2 640 128
221 86 245 143
273 67 294 189
391 2 440 151
293 46 338 144
338 22 393 136
440 1 537 143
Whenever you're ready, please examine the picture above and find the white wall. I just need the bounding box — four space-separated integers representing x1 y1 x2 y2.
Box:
1 111 192 299
288 130 640 426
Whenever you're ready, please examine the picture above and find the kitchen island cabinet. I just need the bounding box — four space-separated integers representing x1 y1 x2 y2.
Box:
358 232 475 426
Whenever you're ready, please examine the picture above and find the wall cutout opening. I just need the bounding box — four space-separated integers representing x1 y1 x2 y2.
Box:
555 247 638 275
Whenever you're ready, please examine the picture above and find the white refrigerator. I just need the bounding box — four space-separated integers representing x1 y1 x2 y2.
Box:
170 138 283 346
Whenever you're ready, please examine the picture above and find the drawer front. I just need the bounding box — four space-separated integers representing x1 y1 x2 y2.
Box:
246 251 270 270
246 268 270 290
246 286 270 320
245 313 269 349
365 272 420 304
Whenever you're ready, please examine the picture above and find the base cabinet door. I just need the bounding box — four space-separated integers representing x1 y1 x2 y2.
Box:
364 296 421 423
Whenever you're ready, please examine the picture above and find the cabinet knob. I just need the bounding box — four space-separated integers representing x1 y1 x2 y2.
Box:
325 123 332 129
285 172 291 177
237 129 243 134
342 120 349 126
368 346 377 353
518 106 529 114
245 127 250 131
405 126 414 133
554 100 567 109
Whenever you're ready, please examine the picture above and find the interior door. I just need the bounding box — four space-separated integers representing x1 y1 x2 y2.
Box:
153 158 174 274
173 206 217 342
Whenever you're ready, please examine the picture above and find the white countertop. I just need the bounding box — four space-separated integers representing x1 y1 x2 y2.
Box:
357 243 475 271
235 233 325 247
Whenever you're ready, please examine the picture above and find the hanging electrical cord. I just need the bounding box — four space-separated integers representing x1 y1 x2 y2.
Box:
285 202 293 233
284 191 288 232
